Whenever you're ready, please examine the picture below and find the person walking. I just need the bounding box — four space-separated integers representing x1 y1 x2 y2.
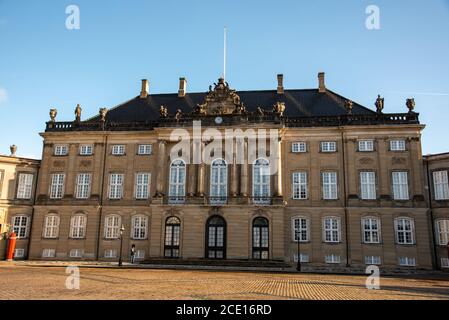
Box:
130 244 136 264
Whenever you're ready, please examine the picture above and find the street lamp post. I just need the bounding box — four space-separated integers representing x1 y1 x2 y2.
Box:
118 225 125 267
296 229 301 272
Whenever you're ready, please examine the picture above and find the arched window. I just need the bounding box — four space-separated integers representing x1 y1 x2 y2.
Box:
164 216 181 258
169 159 186 204
210 159 227 204
70 214 87 238
252 217 269 260
131 215 148 240
43 214 60 239
253 158 270 204
395 217 415 245
206 215 226 259
104 215 121 239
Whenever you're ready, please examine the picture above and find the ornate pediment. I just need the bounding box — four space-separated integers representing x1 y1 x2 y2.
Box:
194 78 246 115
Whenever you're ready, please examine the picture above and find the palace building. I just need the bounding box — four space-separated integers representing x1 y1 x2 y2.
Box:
2 73 449 272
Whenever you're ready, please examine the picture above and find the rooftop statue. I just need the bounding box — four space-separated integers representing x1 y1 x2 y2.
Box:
375 95 384 113
406 98 415 113
74 104 82 122
159 105 168 118
345 100 353 115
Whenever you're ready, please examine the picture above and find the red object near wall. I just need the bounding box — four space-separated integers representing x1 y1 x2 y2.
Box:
6 231 17 261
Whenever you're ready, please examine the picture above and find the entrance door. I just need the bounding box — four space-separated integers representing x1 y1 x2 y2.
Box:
252 217 269 260
164 216 181 258
206 216 226 259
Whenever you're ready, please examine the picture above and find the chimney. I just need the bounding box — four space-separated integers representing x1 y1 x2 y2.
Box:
140 79 149 99
277 74 284 94
178 77 187 97
318 72 326 93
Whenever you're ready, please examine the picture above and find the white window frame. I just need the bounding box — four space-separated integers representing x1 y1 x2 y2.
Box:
436 219 449 246
322 172 338 200
135 250 145 260
108 173 124 199
42 249 56 258
252 158 270 204
79 144 93 155
292 216 309 242
54 145 68 156
135 172 151 200
14 248 25 258
16 173 33 199
398 257 416 266
390 139 406 151
50 173 65 199
358 140 374 152
441 258 449 268
111 145 125 155
360 171 376 200
433 171 449 200
104 249 117 258
210 159 228 204
361 217 381 244
325 254 341 264
292 172 307 200
292 142 306 153
168 159 186 204
76 173 91 199
131 215 148 240
365 256 381 265
392 171 409 200
395 217 415 245
43 214 60 239
323 217 341 243
321 141 337 152
293 253 309 263
70 214 87 239
69 249 84 258
137 144 152 155
104 215 121 239
12 215 29 238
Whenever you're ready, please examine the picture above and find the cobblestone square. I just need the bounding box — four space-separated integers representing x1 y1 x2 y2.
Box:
0 263 448 300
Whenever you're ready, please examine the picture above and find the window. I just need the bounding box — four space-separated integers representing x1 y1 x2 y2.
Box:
16 173 33 199
79 145 93 155
206 215 226 259
42 249 56 258
390 140 406 151
14 249 25 258
111 145 125 155
358 140 374 152
433 171 449 200
54 145 68 156
436 220 449 245
104 249 117 258
398 257 416 266
104 215 121 239
322 172 338 200
365 256 381 265
69 249 84 258
292 172 307 200
43 215 60 238
395 217 415 245
360 171 376 200
76 173 91 199
70 214 87 238
210 159 227 204
321 141 337 152
253 158 270 204
12 215 28 238
164 216 181 258
131 215 148 240
325 254 341 264
292 217 309 242
252 217 269 260
168 159 186 204
293 254 309 263
109 173 124 199
323 217 340 243
138 144 152 155
135 250 145 260
292 142 306 153
362 217 380 244
441 258 449 268
50 173 65 199
135 173 150 199
392 171 409 200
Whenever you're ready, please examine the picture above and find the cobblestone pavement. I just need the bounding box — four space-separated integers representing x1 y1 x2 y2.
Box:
0 263 448 300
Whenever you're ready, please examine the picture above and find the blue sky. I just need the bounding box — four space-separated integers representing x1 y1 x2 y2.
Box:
0 0 448 159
